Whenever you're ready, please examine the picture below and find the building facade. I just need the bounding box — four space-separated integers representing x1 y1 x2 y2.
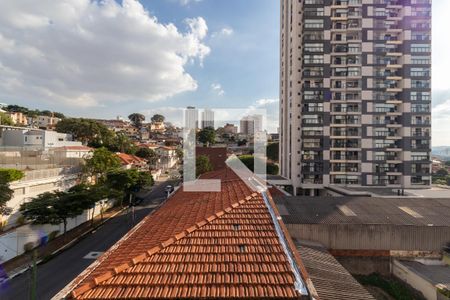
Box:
280 0 431 195
201 109 215 129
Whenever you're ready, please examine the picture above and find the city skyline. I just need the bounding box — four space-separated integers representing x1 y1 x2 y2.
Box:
0 0 448 144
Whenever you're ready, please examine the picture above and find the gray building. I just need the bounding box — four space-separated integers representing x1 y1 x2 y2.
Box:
201 109 215 129
280 0 432 195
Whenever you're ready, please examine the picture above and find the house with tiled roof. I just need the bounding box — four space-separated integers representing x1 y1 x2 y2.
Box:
116 152 148 171
57 164 376 300
58 168 318 299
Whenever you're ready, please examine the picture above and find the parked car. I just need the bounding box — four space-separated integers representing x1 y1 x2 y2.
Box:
164 185 174 194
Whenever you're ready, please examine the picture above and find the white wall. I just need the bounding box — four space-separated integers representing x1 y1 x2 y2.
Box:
0 198 116 263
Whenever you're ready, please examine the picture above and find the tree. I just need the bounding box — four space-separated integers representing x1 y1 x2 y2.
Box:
436 168 449 176
0 169 24 215
267 142 279 162
20 191 87 239
151 114 165 123
196 155 213 177
0 112 14 125
106 169 153 205
128 113 145 129
113 132 137 154
197 127 216 146
237 139 247 146
56 118 110 145
238 155 279 175
84 147 121 182
135 147 158 165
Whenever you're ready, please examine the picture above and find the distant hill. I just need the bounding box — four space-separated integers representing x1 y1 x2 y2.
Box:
432 146 450 160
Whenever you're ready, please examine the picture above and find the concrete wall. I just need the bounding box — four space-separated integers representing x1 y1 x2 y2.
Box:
335 256 391 276
393 259 437 300
0 198 116 263
286 223 450 252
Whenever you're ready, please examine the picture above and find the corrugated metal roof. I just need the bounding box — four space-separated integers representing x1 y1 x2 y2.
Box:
275 196 450 226
296 242 375 300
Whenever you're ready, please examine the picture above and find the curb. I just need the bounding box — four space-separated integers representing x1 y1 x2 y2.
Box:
5 207 126 281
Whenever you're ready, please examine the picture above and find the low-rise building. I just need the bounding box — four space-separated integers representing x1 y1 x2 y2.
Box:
6 112 28 126
35 115 61 129
156 146 178 170
0 127 82 150
116 152 148 170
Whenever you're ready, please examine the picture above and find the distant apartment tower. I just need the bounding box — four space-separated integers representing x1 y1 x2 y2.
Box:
240 115 263 135
280 0 431 195
201 109 215 129
224 123 238 135
184 106 199 130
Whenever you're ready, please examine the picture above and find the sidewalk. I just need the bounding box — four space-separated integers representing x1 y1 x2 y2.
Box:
2 205 125 279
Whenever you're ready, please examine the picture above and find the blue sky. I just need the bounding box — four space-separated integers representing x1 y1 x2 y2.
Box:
0 0 448 144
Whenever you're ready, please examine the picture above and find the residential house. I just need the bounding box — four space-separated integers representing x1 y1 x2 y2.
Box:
156 146 178 170
0 127 82 150
58 168 374 300
116 152 148 170
6 112 28 126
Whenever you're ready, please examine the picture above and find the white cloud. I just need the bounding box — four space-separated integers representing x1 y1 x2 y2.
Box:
0 0 210 107
211 27 234 38
433 99 450 146
179 0 203 6
211 83 225 96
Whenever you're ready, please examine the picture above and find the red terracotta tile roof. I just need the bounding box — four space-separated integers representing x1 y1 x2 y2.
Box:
116 153 146 166
66 169 309 299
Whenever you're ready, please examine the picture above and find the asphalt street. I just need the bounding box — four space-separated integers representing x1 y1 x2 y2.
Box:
0 181 176 300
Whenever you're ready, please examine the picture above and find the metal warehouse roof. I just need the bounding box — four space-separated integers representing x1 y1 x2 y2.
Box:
296 241 375 300
275 196 450 227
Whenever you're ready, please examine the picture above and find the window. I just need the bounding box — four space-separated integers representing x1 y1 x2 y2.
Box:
410 68 430 77
305 19 324 29
411 56 430 65
304 43 324 52
411 44 431 53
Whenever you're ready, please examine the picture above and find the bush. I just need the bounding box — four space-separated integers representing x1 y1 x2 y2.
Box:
355 273 425 300
0 169 25 182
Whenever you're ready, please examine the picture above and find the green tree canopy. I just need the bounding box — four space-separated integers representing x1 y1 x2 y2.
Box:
238 155 279 175
128 113 146 129
436 168 449 176
197 127 216 146
56 118 110 145
20 191 88 237
84 147 121 181
237 139 247 146
0 112 14 125
0 169 24 215
267 142 279 162
135 147 158 165
106 169 154 199
196 155 213 177
151 114 165 123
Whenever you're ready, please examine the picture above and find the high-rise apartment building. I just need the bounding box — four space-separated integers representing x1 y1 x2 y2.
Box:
280 0 431 195
240 115 263 135
201 109 215 129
